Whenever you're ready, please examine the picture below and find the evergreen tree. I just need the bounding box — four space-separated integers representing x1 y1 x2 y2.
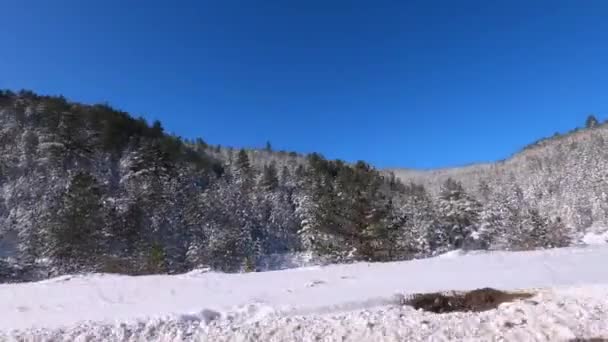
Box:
280 165 292 187
478 182 525 250
201 180 255 271
151 120 164 137
586 114 599 128
392 183 435 258
433 178 481 252
236 149 250 171
260 162 279 190
105 199 147 266
234 149 254 189
45 172 103 272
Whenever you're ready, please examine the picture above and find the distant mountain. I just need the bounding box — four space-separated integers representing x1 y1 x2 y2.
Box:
0 90 597 282
391 116 608 231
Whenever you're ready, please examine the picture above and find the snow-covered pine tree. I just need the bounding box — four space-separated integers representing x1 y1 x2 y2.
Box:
44 172 104 273
391 182 435 259
433 178 481 253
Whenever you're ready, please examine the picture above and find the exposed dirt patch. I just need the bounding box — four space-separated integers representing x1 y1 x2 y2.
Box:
402 287 534 314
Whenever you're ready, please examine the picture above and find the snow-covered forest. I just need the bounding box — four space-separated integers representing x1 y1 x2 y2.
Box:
0 90 604 281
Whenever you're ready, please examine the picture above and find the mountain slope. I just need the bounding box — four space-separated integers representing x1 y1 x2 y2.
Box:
0 90 414 280
391 120 608 230
0 90 603 282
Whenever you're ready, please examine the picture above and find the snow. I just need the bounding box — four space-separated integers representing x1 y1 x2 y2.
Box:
435 248 486 258
582 229 608 245
2 245 608 340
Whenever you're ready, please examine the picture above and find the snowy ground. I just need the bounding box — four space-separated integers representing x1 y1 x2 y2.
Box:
2 245 608 341
582 228 608 245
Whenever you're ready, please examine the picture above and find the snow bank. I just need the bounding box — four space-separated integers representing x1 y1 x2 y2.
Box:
4 287 608 341
582 230 608 245
435 249 488 258
2 245 608 340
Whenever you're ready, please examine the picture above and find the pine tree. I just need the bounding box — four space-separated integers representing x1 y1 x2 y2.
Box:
586 114 599 129
297 155 349 259
236 149 250 172
234 149 254 189
392 183 435 258
545 217 572 248
478 182 525 250
151 120 164 137
103 198 147 268
433 178 481 252
260 162 279 190
280 165 292 187
146 243 166 274
45 172 104 272
201 180 255 271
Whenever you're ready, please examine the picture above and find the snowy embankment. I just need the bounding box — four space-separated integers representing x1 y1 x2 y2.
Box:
2 245 608 341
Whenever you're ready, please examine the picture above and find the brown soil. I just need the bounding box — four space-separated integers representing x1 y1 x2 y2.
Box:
402 287 534 314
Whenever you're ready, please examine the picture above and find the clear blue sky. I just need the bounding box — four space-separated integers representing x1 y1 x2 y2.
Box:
1 1 608 168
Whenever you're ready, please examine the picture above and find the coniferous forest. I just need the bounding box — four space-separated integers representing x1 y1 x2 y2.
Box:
0 90 603 281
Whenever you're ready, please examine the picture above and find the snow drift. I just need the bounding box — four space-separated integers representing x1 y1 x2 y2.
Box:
2 245 608 341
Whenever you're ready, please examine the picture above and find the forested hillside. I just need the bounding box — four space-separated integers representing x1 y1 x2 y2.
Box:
393 115 608 234
0 90 597 282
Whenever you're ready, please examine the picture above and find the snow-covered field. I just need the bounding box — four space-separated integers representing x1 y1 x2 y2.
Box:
2 245 608 341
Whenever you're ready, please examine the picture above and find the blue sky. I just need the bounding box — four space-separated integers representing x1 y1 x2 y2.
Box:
1 1 608 168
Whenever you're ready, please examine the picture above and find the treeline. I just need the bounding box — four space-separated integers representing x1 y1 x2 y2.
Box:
0 90 574 281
